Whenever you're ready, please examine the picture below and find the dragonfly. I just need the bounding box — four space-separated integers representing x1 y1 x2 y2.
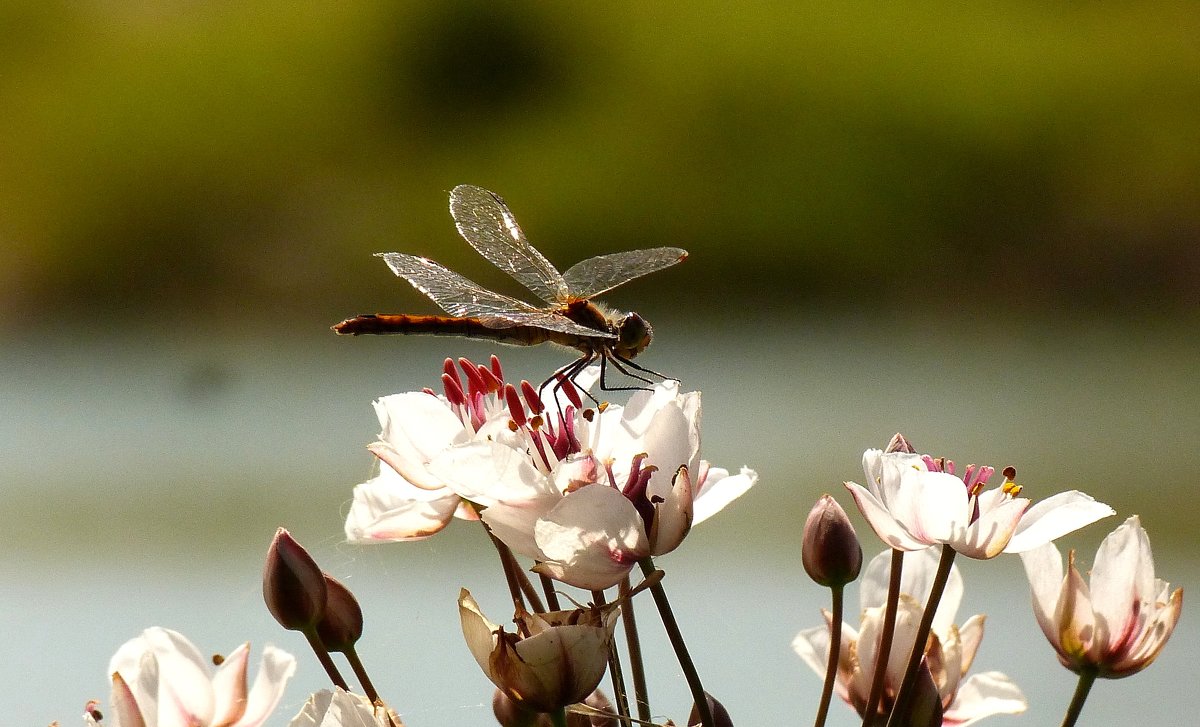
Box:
334 184 688 396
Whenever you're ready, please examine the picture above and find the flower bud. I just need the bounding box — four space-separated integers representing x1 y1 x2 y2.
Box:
263 528 327 632
895 662 943 727
316 573 363 653
885 432 916 454
802 495 862 587
688 692 734 727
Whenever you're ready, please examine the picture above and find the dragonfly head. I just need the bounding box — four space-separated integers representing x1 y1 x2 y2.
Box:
613 312 653 358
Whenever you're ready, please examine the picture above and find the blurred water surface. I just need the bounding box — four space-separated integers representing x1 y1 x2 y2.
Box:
3 314 1197 725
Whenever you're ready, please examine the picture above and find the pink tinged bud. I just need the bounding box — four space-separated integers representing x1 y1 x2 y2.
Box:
885 432 916 454
263 528 328 632
689 692 734 727
802 495 863 587
316 573 364 653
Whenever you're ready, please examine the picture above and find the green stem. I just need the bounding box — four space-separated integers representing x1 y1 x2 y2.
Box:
548 707 569 727
639 557 714 727
619 576 652 723
813 584 844 727
884 544 955 727
1060 668 1097 727
861 549 904 726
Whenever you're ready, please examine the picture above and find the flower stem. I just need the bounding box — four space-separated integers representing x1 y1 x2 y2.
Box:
592 589 632 725
1060 668 1097 727
813 583 845 727
486 528 545 613
638 557 714 727
861 549 904 726
302 629 349 691
619 576 652 723
540 573 562 612
884 544 955 727
343 645 380 703
549 707 569 727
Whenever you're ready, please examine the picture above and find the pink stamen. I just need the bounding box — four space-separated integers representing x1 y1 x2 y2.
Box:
558 374 584 409
441 373 466 407
459 358 486 397
478 364 502 393
504 384 527 428
520 380 545 415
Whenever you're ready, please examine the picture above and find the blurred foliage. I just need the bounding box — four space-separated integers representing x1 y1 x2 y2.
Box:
2 2 1198 326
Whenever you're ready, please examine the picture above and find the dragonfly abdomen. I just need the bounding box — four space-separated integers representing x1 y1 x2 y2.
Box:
333 313 603 352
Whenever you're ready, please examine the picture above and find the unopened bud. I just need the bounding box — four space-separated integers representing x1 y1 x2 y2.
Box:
492 689 541 727
897 661 943 727
688 692 734 727
802 495 862 587
885 432 916 454
316 573 364 652
263 528 327 632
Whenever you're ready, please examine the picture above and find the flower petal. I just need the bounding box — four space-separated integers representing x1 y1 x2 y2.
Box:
210 642 250 727
692 466 757 525
1002 490 1114 553
532 484 649 590
431 441 557 506
943 671 1027 726
233 645 297 727
343 471 459 543
844 481 932 551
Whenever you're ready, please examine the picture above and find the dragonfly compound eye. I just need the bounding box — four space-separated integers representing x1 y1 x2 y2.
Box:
616 313 653 357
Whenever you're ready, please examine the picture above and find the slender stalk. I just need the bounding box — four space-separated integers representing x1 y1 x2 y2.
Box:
638 558 714 727
619 576 652 723
549 707 569 727
884 544 956 727
1060 668 1097 727
486 529 526 609
343 645 380 703
592 589 632 725
540 572 562 612
302 630 349 691
813 584 845 727
861 549 904 725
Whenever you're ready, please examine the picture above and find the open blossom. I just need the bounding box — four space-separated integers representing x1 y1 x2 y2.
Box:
429 378 757 589
793 548 1027 726
845 442 1114 559
344 356 524 542
1020 515 1183 678
105 627 296 727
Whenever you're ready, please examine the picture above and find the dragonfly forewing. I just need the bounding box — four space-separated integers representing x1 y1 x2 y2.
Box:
449 184 569 305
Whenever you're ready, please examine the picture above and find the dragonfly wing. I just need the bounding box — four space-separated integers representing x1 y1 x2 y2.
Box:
561 247 688 299
375 253 613 339
449 185 570 306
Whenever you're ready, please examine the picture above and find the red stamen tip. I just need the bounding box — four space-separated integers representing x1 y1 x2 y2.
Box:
558 375 584 409
504 384 527 427
441 372 466 406
520 380 544 414
490 354 504 380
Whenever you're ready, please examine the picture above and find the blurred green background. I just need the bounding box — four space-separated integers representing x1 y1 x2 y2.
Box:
2 3 1196 726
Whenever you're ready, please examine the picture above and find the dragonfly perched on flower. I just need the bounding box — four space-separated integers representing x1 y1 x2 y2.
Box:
334 184 687 393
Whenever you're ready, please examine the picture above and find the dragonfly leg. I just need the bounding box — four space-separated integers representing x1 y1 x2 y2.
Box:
598 351 659 392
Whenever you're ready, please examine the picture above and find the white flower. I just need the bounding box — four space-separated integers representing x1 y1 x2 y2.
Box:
792 548 1027 726
287 689 393 727
106 627 295 727
846 447 1114 559
1021 515 1183 678
430 379 757 589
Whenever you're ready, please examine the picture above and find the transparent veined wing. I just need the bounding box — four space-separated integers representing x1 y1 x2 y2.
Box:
375 253 614 338
561 247 688 300
449 185 569 306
